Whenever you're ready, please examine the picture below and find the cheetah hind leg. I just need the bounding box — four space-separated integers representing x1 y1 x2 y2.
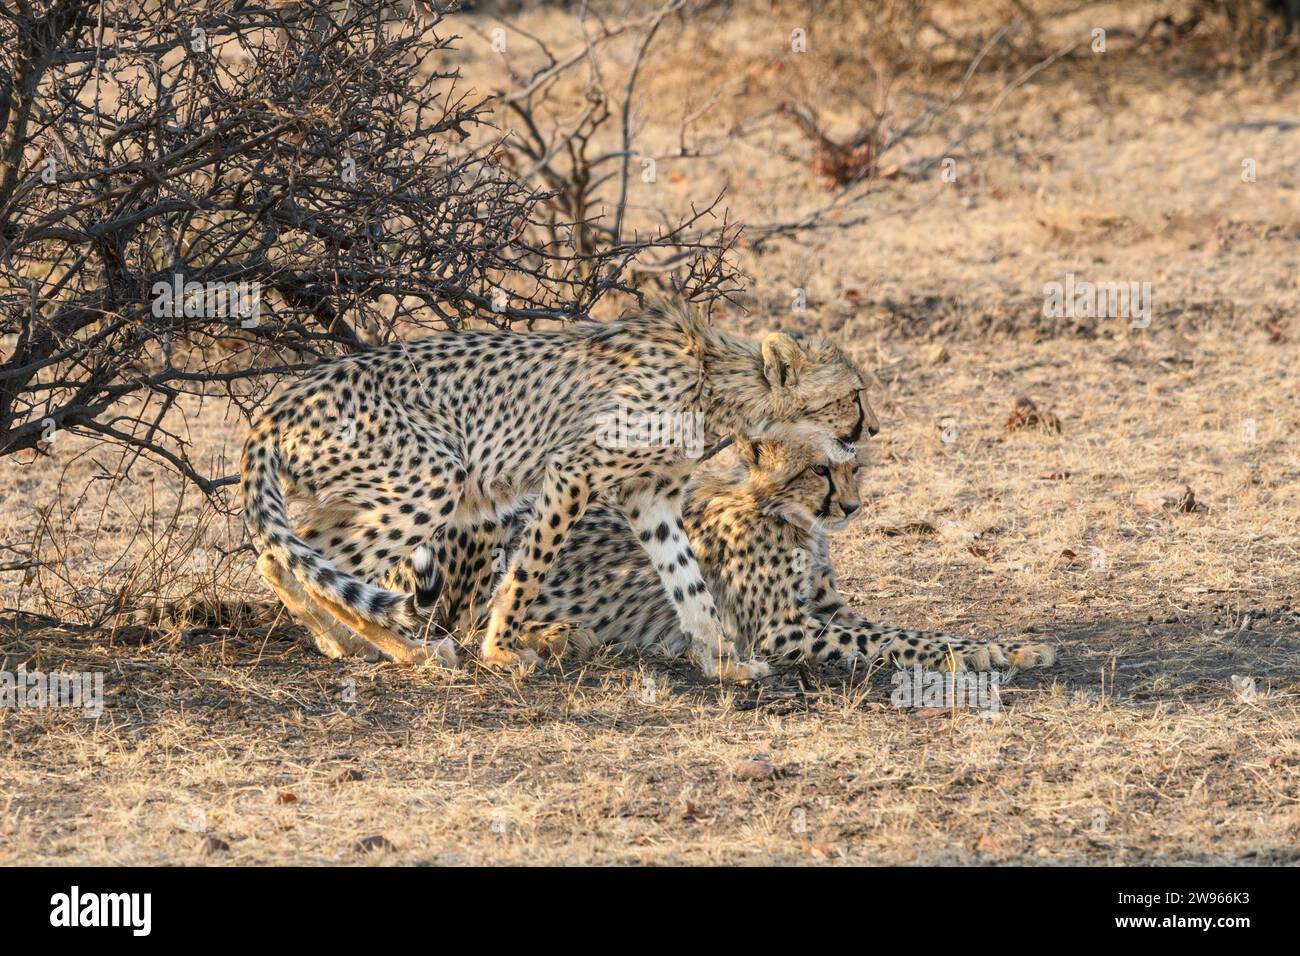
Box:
258 552 377 661
310 590 458 667
478 457 602 675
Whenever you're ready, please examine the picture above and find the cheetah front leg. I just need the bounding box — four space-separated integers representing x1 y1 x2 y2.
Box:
818 611 1056 671
749 573 1055 671
753 610 1033 672
798 564 1055 669
620 489 770 682
753 610 845 666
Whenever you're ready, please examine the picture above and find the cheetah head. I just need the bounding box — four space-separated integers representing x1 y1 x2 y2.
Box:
759 332 878 456
738 437 865 532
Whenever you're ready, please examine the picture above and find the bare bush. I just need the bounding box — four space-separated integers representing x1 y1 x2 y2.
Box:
476 0 935 308
0 0 706 496
1180 0 1300 62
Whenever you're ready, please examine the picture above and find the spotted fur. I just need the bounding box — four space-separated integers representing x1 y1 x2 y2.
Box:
422 438 1057 672
240 298 874 679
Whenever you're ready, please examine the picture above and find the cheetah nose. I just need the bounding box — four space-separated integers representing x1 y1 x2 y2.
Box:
841 502 860 516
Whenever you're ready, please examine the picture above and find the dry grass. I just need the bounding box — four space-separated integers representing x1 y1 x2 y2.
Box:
2 1 1299 864
2 607 1295 865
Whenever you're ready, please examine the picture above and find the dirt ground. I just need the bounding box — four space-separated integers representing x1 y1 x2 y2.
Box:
1 1 1297 864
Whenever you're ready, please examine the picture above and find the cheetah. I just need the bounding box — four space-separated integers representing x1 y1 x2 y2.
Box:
418 437 1057 673
240 298 874 681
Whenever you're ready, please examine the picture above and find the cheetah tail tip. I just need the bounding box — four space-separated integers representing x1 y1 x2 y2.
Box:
411 545 442 611
412 544 433 573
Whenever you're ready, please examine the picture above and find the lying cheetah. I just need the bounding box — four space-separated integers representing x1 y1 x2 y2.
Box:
241 298 874 680
418 437 1056 672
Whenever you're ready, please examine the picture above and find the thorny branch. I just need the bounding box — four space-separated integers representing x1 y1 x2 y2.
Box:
0 0 683 497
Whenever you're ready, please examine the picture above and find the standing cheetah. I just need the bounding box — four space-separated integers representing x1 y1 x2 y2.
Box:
419 437 1057 672
240 298 874 680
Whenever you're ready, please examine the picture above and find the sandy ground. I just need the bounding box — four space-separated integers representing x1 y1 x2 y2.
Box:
1 1 1297 864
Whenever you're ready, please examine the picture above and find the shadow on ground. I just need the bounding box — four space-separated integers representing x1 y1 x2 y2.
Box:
4 600 1295 728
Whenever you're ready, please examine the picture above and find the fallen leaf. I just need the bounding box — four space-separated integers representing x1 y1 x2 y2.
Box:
275 792 298 805
976 834 1003 854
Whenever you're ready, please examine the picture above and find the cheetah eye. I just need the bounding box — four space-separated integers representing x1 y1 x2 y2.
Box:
812 465 830 478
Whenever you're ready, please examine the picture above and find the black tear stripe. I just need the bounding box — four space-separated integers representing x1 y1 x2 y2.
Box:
845 393 865 444
817 476 834 519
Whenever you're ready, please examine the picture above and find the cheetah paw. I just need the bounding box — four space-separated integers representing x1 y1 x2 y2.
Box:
480 640 542 675
310 632 361 660
693 651 770 683
519 621 601 659
717 656 771 682
426 636 460 669
393 639 454 667
1006 643 1056 668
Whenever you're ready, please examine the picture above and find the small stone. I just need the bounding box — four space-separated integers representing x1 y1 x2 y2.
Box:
734 758 777 781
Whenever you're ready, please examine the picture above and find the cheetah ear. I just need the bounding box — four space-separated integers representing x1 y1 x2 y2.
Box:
762 332 808 389
737 439 764 468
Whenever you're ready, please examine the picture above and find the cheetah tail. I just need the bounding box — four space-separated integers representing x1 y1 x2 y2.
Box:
239 419 425 633
410 544 442 611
